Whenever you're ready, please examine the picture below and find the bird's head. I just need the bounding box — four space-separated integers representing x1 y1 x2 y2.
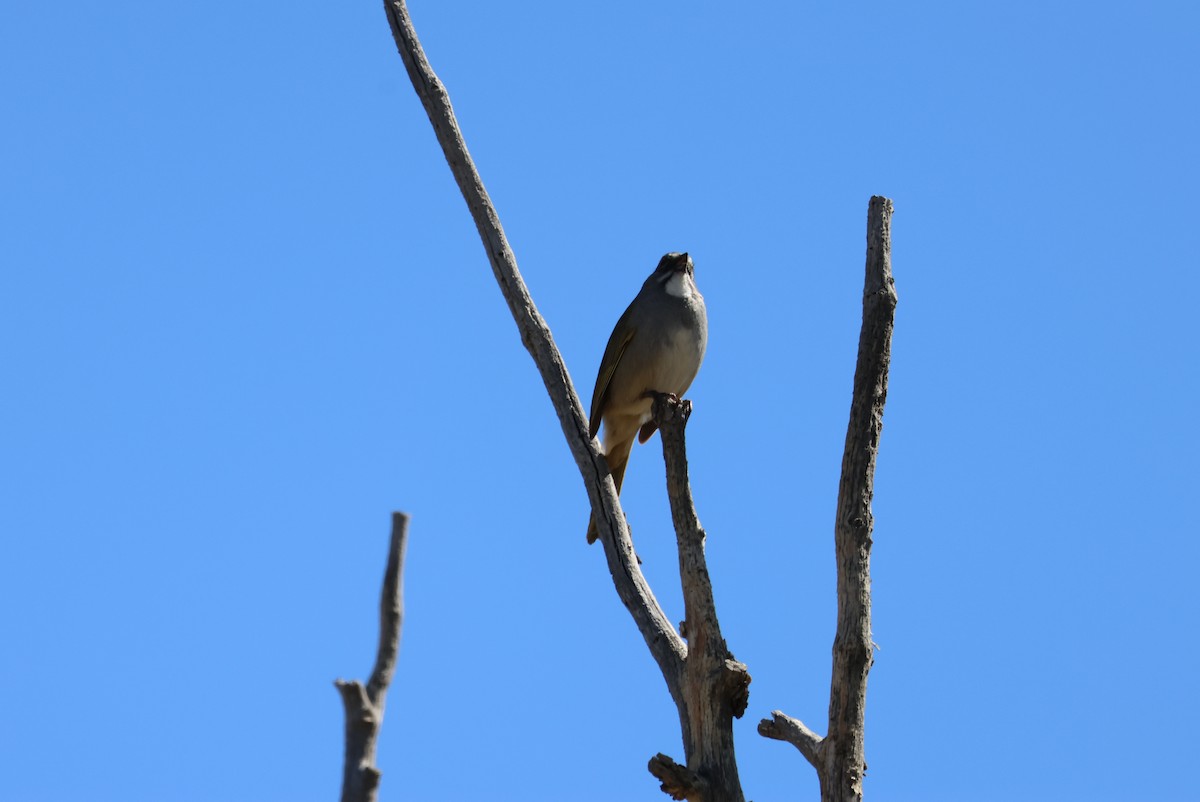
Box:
650 252 697 298
654 252 693 279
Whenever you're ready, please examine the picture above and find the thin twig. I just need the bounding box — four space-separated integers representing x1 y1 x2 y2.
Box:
335 512 410 802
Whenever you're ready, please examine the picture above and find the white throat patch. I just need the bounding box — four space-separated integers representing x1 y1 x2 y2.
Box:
664 272 692 299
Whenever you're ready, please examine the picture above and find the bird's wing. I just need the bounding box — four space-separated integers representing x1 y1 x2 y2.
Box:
589 315 637 439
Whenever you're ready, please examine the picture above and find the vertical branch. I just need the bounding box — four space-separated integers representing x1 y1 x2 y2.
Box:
824 195 895 798
647 395 750 802
335 512 410 802
759 196 896 802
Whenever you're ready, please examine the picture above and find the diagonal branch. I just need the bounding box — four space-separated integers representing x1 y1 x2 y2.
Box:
335 511 410 802
648 753 710 802
758 196 896 802
382 0 685 701
757 710 822 769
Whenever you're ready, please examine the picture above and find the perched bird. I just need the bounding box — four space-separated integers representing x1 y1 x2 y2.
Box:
586 252 708 543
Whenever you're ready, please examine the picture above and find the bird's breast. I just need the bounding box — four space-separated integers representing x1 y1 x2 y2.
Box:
602 290 707 422
651 324 705 390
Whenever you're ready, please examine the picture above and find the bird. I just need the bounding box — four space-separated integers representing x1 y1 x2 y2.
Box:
586 252 708 543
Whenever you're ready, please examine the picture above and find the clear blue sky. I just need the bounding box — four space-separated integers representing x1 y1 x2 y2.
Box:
3 2 1197 800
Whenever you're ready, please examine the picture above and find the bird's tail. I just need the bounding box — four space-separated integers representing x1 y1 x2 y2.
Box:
585 438 634 544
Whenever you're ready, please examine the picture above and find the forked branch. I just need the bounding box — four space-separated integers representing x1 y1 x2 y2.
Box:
335 512 410 802
383 4 753 797
758 196 896 802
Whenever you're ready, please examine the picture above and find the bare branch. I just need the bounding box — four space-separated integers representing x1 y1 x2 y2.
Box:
652 394 748 802
335 512 410 802
761 196 896 801
825 195 895 799
381 0 686 702
368 511 408 703
757 710 823 770
648 753 710 802
382 8 894 801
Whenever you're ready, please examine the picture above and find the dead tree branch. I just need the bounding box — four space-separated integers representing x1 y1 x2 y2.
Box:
649 394 750 802
382 3 752 797
758 195 896 801
649 753 710 801
335 512 410 802
757 710 822 769
381 1 684 688
382 4 893 798
381 0 688 721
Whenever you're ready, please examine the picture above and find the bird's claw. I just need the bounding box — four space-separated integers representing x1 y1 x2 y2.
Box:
641 390 680 403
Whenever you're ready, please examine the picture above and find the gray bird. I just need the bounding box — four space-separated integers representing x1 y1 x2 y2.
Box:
586 252 708 543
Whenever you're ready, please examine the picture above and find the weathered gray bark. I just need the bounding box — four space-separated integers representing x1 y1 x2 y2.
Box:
335 512 410 802
380 0 681 684
758 196 896 802
648 394 750 802
381 4 747 798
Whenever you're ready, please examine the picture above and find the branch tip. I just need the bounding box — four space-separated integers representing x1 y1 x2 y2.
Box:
336 512 410 802
648 753 709 801
758 710 823 769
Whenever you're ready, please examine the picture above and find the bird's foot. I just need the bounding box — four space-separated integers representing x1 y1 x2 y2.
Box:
644 390 692 429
